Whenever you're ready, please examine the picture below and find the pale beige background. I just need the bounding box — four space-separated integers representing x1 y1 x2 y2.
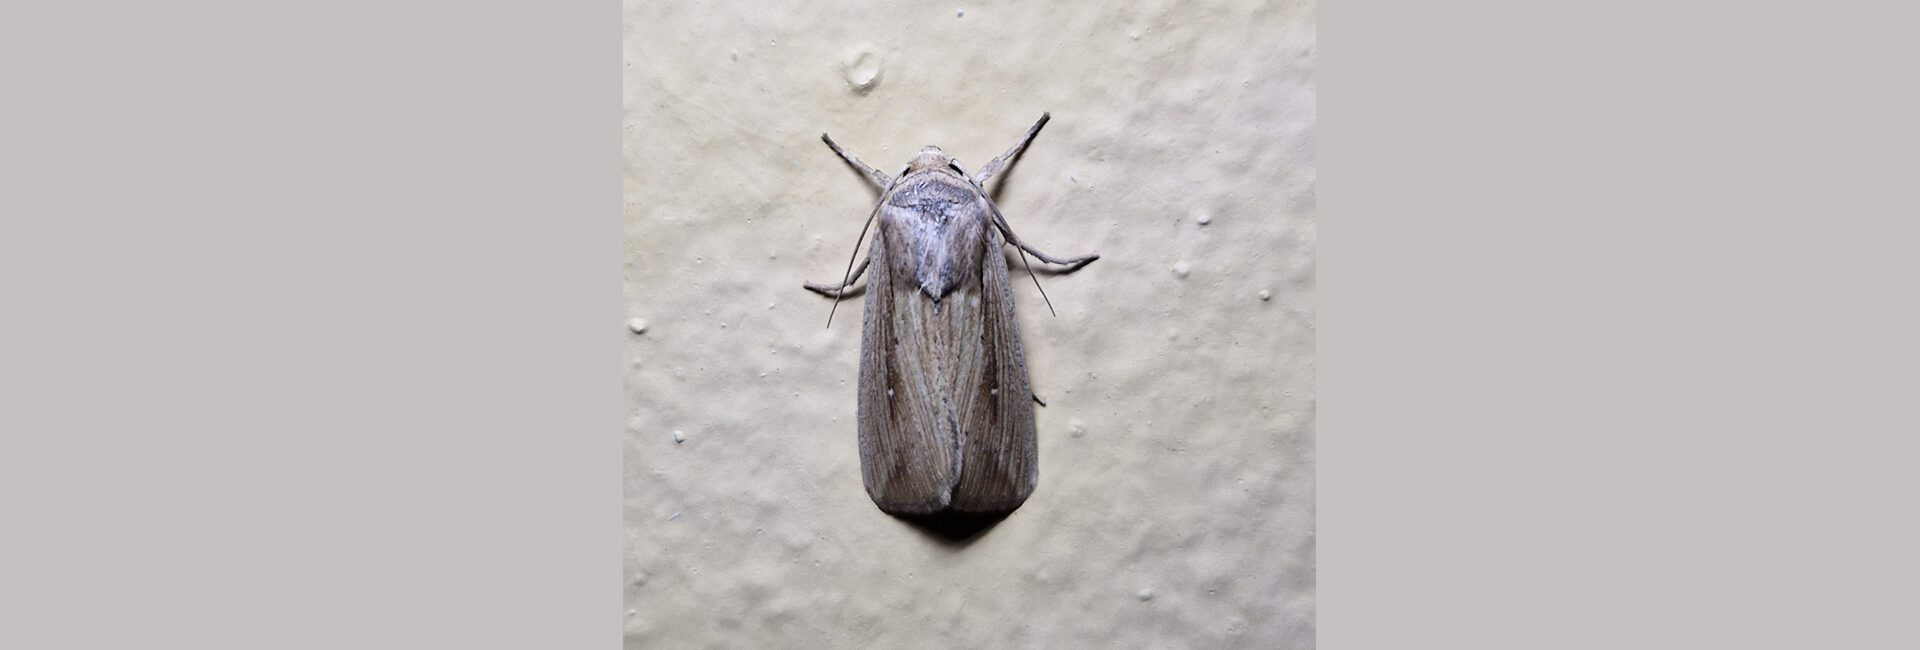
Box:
625 1 1314 646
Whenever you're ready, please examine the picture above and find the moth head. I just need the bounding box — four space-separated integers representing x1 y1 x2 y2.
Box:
906 146 965 177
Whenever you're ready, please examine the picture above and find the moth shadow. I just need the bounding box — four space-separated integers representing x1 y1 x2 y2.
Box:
891 509 1015 546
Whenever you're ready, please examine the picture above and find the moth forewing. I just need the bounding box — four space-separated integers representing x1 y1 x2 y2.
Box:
947 224 1039 511
855 227 957 515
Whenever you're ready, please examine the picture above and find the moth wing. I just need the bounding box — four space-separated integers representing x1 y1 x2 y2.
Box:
857 212 959 514
948 220 1039 512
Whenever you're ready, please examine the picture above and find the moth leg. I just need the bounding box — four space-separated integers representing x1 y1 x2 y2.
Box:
821 133 891 190
803 282 865 298
992 214 1100 271
972 113 1050 186
1011 239 1099 271
803 256 870 297
1032 394 1047 407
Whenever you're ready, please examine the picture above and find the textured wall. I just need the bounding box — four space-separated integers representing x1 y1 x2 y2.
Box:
625 1 1314 646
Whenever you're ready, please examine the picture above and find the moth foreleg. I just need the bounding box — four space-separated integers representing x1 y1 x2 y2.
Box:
972 113 1050 186
803 256 870 297
821 133 891 190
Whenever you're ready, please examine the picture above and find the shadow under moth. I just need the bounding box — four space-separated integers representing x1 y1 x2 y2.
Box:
805 114 1098 516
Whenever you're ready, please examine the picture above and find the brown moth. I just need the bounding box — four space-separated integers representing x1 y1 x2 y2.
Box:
804 113 1098 516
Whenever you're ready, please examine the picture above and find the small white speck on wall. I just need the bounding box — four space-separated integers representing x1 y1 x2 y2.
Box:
1259 290 1272 301
628 318 649 334
1136 588 1155 601
1172 261 1191 278
671 430 685 443
1196 213 1212 226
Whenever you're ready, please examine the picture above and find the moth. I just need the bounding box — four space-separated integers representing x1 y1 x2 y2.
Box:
805 114 1098 516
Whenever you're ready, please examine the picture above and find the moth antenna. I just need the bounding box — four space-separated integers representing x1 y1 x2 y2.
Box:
1013 238 1056 318
978 199 1060 318
827 204 881 329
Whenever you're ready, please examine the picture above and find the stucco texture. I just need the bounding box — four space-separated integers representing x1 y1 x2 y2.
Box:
625 1 1314 646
